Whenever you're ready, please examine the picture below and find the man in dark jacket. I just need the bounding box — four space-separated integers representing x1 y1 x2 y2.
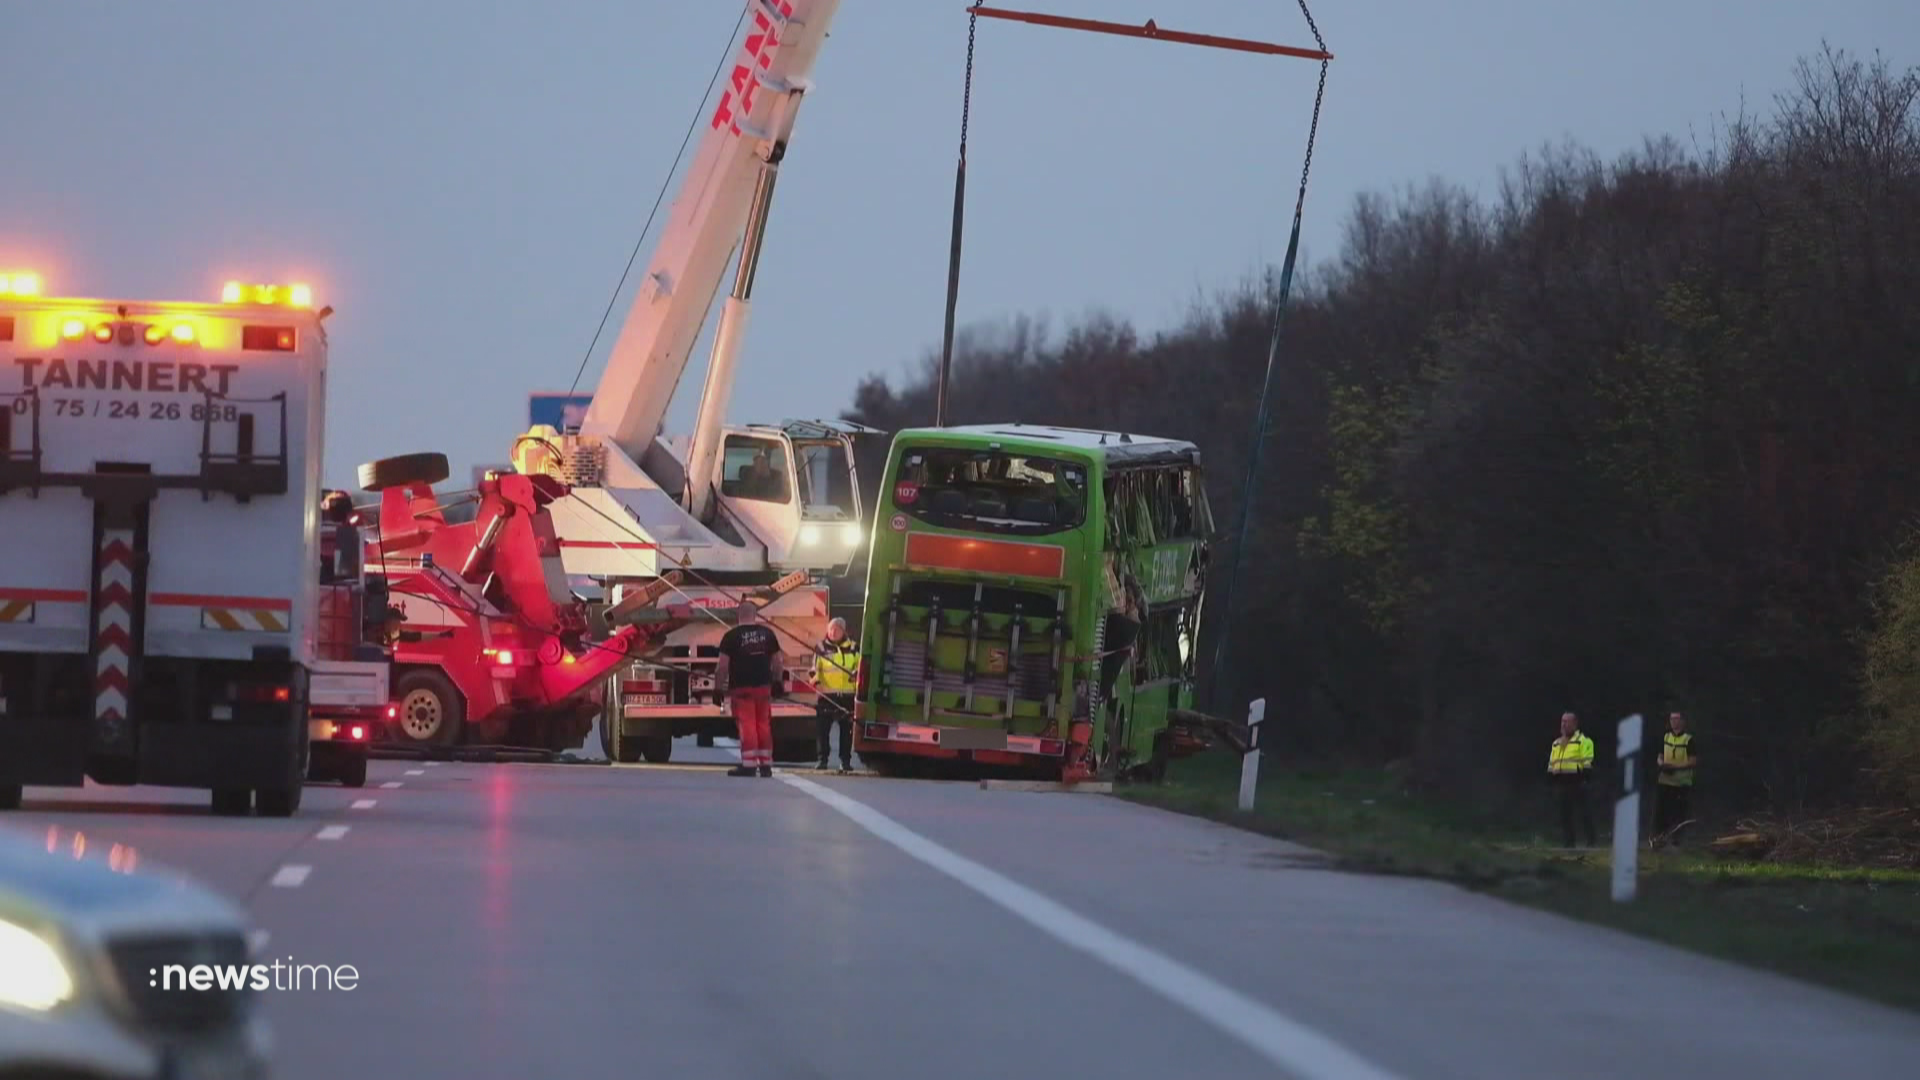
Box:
717 601 780 777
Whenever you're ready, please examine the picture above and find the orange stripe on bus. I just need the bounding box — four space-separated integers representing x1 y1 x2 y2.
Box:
903 533 1066 579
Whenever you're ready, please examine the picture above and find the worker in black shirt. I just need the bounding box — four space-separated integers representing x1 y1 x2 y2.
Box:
716 600 780 777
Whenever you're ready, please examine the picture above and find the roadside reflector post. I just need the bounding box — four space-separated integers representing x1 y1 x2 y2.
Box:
1238 697 1266 812
1612 712 1643 903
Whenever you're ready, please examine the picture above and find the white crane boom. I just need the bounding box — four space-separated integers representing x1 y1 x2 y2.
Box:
578 0 838 468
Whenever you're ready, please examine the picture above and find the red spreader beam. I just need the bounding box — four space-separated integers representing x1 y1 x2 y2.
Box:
967 5 1332 62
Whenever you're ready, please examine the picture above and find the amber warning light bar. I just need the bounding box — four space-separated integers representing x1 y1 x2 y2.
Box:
0 272 42 297
222 281 312 308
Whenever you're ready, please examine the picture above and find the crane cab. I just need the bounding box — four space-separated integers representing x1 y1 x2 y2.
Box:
713 419 875 575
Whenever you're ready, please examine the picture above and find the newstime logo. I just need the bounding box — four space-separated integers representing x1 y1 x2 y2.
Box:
150 957 359 991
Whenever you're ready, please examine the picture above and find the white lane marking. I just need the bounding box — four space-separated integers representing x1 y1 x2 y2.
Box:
270 865 311 888
380 781 403 789
404 769 425 776
316 825 350 840
778 776 1405 1080
247 929 271 953
351 799 377 810
424 761 441 768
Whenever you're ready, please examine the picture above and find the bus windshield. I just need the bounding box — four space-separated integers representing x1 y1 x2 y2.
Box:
892 445 1088 535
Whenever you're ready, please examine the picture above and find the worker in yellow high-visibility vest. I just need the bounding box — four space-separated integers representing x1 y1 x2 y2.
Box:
1653 711 1698 841
813 618 858 773
1547 711 1597 847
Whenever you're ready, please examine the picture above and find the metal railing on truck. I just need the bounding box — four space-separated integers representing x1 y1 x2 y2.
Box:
0 388 288 500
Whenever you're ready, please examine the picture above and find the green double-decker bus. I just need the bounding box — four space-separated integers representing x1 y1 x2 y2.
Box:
851 423 1214 781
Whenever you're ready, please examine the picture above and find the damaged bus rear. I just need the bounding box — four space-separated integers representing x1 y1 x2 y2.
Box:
852 424 1213 782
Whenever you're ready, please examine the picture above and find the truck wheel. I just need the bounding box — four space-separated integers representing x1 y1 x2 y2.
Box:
0 783 21 811
640 734 672 764
256 783 302 817
696 732 716 748
339 753 368 788
393 669 465 747
211 788 251 816
357 452 451 492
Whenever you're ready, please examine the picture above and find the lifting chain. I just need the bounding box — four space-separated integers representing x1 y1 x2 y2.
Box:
959 6 979 160
1291 0 1330 217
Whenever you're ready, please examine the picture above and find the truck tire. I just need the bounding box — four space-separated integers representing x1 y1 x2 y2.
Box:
255 734 307 818
357 452 450 492
211 788 251 816
339 753 368 788
696 732 716 748
640 734 671 763
0 783 21 811
392 669 465 747
256 782 302 817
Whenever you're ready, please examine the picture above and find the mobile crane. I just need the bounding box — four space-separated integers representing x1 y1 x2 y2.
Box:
382 0 869 762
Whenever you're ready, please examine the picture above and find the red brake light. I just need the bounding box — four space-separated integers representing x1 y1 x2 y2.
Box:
241 325 295 351
386 704 398 719
1038 738 1064 756
349 724 366 740
92 322 114 343
495 650 515 665
232 684 290 703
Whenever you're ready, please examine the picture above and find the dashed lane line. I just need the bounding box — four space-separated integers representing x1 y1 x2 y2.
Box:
778 776 1406 1080
380 781 403 789
270 865 311 888
316 825 350 840
350 799 377 810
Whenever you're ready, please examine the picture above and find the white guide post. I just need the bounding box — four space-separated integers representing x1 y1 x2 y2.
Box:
1612 712 1643 903
1238 697 1266 812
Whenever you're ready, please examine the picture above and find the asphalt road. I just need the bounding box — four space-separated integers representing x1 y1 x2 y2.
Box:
5 738 1919 1080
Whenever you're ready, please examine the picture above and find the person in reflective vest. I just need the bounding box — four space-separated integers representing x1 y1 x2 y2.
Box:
1547 711 1597 847
813 618 857 773
1653 711 1698 840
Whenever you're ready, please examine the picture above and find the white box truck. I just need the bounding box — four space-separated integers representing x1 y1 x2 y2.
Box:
0 273 328 815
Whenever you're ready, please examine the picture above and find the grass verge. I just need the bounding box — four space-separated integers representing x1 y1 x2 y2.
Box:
1118 752 1920 1013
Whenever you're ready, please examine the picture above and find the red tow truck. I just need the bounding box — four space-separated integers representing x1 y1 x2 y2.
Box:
357 453 647 750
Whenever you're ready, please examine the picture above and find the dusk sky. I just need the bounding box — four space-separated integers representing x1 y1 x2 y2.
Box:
2 0 1908 488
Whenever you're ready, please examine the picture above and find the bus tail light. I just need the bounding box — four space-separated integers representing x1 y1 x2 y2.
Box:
863 723 890 741
1038 738 1064 757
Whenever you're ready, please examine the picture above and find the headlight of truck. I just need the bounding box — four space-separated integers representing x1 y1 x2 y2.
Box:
0 916 74 1011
